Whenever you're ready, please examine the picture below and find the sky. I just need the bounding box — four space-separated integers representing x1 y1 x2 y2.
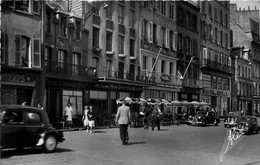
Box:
230 0 260 11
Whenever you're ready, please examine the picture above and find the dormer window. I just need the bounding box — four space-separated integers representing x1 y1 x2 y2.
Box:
59 15 68 37
2 0 39 14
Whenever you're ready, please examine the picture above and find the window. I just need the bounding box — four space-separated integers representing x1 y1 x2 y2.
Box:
118 62 124 79
46 12 51 33
106 5 112 20
169 62 173 75
169 4 175 19
44 46 51 70
130 39 135 57
1 33 8 64
162 27 166 46
208 4 212 17
225 33 228 48
220 31 223 46
212 76 217 89
153 24 157 44
165 29 170 48
75 20 81 40
157 25 162 46
92 57 99 72
218 77 222 90
178 33 182 51
92 27 100 48
118 5 124 24
225 14 228 27
148 22 153 43
215 28 218 43
58 50 67 69
106 60 112 77
25 112 41 125
161 60 165 73
32 38 41 67
4 0 39 14
158 1 166 15
72 53 81 75
106 31 113 51
193 39 197 56
143 56 147 70
220 10 223 25
142 20 148 40
118 35 124 54
129 10 135 28
15 35 32 67
214 8 218 21
59 15 68 37
3 110 23 124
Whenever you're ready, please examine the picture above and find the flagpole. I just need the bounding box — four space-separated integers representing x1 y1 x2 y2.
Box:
182 56 194 80
148 47 162 81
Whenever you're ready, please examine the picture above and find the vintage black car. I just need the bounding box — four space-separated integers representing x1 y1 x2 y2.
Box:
232 116 259 135
187 110 220 126
0 105 65 152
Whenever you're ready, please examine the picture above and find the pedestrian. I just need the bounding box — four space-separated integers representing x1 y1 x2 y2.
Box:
151 105 160 131
115 100 131 145
82 105 90 132
87 105 95 133
64 103 73 129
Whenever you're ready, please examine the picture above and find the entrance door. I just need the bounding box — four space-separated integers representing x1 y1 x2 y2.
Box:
17 88 33 105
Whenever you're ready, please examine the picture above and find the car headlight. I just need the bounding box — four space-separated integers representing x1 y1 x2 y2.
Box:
198 116 201 119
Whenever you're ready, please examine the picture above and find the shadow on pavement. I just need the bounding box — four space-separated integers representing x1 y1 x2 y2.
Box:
93 130 107 133
0 148 73 159
127 141 146 145
158 129 169 131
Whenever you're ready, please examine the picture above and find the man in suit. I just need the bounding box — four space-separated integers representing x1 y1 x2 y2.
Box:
116 100 131 145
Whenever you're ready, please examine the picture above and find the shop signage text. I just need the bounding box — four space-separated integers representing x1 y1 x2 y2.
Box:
203 88 229 96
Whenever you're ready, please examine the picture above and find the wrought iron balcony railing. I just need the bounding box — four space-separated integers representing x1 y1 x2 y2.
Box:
44 60 97 79
202 59 231 73
98 68 181 86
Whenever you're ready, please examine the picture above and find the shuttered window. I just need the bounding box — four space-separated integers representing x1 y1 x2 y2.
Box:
32 38 41 68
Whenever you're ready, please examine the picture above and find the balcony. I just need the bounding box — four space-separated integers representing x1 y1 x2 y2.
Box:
182 78 202 88
44 60 97 79
201 59 231 73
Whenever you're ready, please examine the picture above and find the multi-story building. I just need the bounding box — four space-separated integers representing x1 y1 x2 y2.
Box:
199 0 231 116
1 0 45 106
44 1 97 125
176 1 201 103
139 1 179 102
230 4 260 116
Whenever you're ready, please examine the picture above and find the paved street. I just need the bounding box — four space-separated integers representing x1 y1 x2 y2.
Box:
1 122 260 165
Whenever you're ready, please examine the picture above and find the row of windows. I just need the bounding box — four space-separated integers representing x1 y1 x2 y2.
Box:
177 34 198 56
142 20 177 50
201 21 229 48
238 65 252 79
211 76 229 90
237 82 252 96
141 1 173 18
201 1 229 27
202 48 231 66
2 0 40 15
177 7 198 31
1 34 41 68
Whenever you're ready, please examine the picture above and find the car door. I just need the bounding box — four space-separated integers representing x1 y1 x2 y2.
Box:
22 110 45 147
1 110 24 148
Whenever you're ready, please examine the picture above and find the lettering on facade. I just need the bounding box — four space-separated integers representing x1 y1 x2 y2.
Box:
2 73 33 83
160 74 171 83
203 88 229 96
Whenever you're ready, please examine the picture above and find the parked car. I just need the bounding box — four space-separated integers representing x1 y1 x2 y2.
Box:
232 116 259 135
187 110 220 126
0 105 65 152
224 113 241 128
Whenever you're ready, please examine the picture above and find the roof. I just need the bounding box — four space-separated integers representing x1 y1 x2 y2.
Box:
231 23 252 49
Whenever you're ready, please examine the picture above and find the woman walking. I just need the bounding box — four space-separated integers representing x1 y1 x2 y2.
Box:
87 105 95 133
82 105 90 132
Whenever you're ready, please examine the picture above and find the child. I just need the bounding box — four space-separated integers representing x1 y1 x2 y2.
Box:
82 105 90 132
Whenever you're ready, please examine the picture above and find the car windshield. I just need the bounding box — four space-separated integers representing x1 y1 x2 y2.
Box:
197 111 207 116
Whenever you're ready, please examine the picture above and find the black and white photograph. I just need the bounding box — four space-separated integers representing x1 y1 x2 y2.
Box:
0 0 260 164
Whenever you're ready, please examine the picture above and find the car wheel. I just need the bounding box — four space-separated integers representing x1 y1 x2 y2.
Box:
43 135 57 153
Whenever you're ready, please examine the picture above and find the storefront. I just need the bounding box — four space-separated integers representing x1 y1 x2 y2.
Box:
202 88 230 116
1 68 43 106
253 96 260 116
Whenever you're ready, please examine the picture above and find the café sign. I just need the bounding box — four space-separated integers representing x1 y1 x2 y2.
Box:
2 73 34 83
